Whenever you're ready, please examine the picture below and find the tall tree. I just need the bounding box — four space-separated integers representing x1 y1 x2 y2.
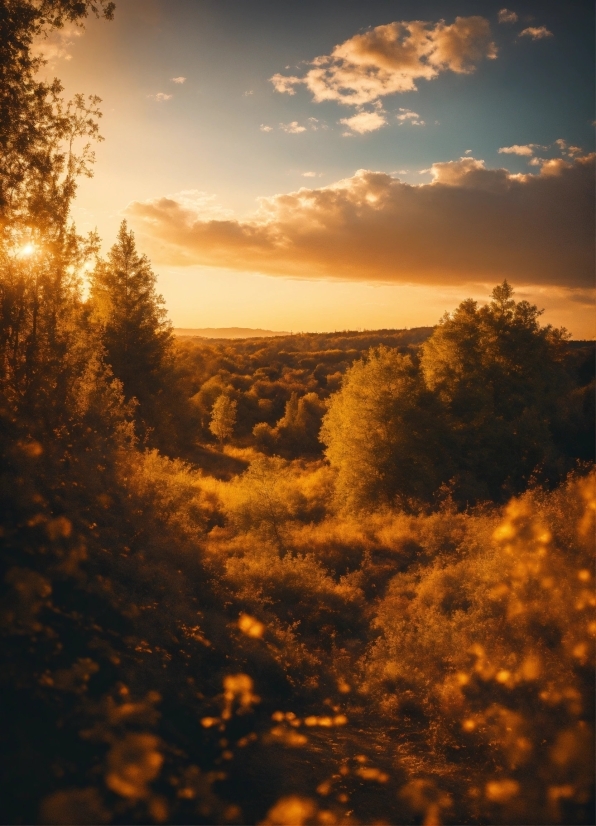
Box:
1 0 114 234
89 221 174 440
0 0 115 431
420 281 571 499
209 393 237 445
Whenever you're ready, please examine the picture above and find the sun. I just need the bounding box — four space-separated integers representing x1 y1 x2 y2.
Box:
18 242 36 257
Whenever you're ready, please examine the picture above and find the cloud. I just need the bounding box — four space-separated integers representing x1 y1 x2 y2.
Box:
554 138 582 156
498 144 535 156
148 92 172 101
519 26 553 39
270 16 497 106
133 190 233 223
171 76 186 84
260 124 273 132
32 23 82 62
280 121 307 133
124 154 594 290
340 110 387 133
302 172 317 177
397 108 425 126
497 9 518 24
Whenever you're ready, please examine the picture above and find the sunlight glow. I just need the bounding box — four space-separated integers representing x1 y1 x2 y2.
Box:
18 242 36 258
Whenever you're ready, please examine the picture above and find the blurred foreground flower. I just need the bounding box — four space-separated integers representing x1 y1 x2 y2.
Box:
105 733 163 799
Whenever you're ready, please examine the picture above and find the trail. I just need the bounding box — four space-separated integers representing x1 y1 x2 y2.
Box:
228 713 469 825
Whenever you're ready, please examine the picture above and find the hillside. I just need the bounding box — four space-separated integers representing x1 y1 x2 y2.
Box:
174 327 290 339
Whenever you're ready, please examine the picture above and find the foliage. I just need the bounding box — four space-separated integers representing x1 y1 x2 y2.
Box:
0 0 114 234
0 0 116 441
209 394 237 445
254 391 327 458
318 284 589 510
420 281 572 500
321 347 449 510
362 471 595 824
89 221 176 445
175 327 433 447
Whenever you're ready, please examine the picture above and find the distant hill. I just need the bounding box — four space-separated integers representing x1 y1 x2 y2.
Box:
174 327 290 339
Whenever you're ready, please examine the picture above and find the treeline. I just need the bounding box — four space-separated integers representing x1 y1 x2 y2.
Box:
0 3 594 825
175 313 593 504
174 327 433 458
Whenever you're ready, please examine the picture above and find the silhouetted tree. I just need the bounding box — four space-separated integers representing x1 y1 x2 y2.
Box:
0 0 112 431
89 221 174 440
0 0 114 233
420 281 571 499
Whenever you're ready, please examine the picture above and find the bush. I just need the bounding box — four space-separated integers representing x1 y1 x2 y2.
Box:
363 471 596 824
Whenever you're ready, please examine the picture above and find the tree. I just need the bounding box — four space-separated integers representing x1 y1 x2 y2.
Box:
209 394 237 445
0 1 114 430
0 0 114 235
253 391 327 457
420 281 571 499
89 221 174 439
320 347 449 511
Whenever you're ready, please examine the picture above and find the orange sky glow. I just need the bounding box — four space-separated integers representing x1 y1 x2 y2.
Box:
49 0 594 337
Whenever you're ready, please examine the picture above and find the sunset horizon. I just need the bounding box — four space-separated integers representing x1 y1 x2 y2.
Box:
40 0 595 337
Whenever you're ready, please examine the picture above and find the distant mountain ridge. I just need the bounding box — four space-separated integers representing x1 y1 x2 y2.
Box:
174 327 290 339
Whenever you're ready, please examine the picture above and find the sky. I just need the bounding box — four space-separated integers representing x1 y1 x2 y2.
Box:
45 0 595 335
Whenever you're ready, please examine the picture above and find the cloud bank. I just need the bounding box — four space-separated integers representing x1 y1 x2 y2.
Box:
270 16 497 106
125 154 594 290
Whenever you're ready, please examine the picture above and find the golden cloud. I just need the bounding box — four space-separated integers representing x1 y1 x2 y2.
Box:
270 16 497 106
498 9 518 24
498 144 535 156
280 121 307 133
340 110 387 134
397 108 425 126
124 154 595 289
32 23 82 62
519 26 553 40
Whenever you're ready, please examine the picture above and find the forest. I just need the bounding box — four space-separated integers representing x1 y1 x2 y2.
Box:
0 3 594 825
